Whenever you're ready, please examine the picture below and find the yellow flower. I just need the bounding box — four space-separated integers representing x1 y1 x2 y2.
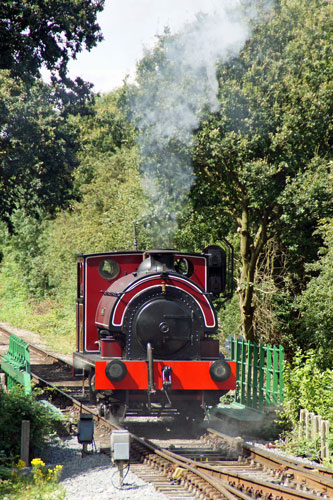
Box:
16 459 26 469
31 458 45 467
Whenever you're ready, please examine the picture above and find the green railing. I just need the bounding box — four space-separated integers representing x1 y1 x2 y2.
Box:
1 334 31 394
229 337 284 410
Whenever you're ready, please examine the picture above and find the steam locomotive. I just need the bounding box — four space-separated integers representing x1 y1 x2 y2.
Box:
73 246 236 421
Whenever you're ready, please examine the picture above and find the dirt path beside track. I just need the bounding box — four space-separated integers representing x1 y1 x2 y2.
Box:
0 322 73 364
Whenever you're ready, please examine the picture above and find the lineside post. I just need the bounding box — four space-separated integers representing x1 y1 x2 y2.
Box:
21 420 30 465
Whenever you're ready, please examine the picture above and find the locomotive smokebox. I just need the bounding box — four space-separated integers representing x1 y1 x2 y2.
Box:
137 249 176 275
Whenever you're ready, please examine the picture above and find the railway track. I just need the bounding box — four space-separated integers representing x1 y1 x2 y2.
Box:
0 326 332 500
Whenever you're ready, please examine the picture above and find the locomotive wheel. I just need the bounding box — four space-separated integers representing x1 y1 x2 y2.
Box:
105 403 127 424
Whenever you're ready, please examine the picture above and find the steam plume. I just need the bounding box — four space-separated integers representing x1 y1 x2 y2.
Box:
132 0 272 247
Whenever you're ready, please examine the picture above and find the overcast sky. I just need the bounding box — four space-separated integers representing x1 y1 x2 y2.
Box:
66 0 230 93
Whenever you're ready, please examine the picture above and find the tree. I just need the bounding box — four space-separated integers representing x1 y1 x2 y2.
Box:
298 215 333 369
0 0 105 230
191 0 333 341
0 71 79 230
0 90 145 345
0 0 104 82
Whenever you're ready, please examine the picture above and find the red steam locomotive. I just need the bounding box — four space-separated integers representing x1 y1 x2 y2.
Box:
73 246 236 421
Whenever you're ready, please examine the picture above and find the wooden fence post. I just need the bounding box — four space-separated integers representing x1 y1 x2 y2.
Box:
312 415 321 439
20 420 30 465
306 411 315 440
320 420 329 460
0 373 6 391
299 408 307 439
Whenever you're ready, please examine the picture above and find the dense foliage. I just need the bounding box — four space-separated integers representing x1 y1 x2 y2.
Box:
281 349 333 463
298 218 333 368
0 73 80 231
190 0 332 345
0 0 332 450
0 387 55 462
0 0 104 82
0 0 104 232
283 350 333 426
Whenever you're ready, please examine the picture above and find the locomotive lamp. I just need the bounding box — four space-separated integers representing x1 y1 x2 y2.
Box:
110 429 130 487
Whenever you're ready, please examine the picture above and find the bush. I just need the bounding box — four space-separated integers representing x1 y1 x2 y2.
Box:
0 387 55 464
282 350 333 426
279 350 333 464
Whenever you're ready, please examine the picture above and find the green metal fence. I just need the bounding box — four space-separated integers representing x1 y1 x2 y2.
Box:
1 334 31 394
230 337 284 410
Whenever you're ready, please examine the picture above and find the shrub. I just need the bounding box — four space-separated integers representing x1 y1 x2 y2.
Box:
282 349 333 426
279 350 333 464
0 387 55 464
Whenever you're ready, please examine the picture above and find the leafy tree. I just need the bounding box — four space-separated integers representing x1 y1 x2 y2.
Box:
0 90 147 346
283 350 333 427
191 0 333 341
0 0 104 82
0 0 105 230
73 89 137 187
297 216 333 368
0 72 80 231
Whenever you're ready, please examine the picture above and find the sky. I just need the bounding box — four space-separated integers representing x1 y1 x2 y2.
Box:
66 0 233 93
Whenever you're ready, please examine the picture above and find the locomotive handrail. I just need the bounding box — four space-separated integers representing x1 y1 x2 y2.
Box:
100 290 125 297
101 288 213 297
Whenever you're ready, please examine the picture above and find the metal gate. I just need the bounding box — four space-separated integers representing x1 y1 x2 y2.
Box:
228 337 284 410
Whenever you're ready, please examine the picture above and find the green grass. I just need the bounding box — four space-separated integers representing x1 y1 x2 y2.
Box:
0 460 65 500
0 290 75 355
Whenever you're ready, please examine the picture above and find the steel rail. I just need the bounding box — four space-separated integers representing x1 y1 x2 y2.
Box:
130 434 249 500
208 427 333 495
244 442 333 479
154 442 327 500
243 443 333 498
0 325 71 367
1 326 332 499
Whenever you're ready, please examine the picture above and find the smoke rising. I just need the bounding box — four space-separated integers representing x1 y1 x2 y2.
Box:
132 0 272 247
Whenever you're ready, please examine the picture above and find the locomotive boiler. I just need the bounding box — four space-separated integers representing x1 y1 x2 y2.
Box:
73 246 236 421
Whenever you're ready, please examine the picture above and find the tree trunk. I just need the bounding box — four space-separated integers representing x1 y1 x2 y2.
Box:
237 203 267 342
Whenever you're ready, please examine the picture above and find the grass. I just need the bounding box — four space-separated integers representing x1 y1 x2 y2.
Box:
0 291 75 355
0 459 65 500
277 428 333 468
